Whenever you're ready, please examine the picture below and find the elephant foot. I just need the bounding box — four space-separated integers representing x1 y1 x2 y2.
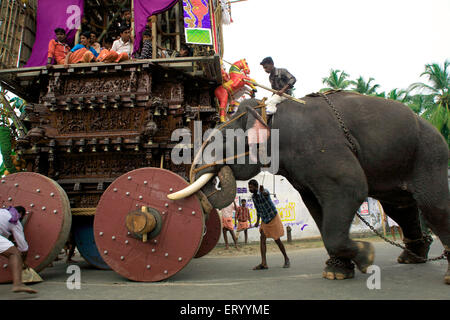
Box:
352 241 375 273
322 257 355 280
397 237 432 264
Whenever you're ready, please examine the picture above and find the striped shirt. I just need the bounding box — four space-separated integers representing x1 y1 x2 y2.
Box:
236 206 250 222
252 189 278 224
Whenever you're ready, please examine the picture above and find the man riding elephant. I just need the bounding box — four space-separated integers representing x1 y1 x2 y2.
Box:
168 90 450 285
260 56 296 115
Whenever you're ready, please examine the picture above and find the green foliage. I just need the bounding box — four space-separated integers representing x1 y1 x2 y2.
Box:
321 69 351 91
319 60 450 148
350 76 380 95
407 60 450 146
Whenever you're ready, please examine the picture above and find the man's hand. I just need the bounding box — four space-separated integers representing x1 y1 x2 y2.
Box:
259 185 264 192
276 89 284 96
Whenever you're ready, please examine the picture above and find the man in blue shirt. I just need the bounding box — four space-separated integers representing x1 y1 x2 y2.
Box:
249 179 290 270
64 31 99 66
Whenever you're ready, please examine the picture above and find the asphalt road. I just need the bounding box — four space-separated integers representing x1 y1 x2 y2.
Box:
0 239 448 301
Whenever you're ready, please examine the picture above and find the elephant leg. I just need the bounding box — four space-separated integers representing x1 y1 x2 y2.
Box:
298 188 323 234
410 143 450 284
412 190 450 284
379 202 432 264
313 164 374 280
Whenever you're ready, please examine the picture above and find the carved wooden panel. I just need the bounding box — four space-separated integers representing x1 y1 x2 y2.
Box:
53 108 146 134
55 153 146 179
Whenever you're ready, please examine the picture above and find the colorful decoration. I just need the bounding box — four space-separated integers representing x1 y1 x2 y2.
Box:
214 59 257 122
183 0 213 45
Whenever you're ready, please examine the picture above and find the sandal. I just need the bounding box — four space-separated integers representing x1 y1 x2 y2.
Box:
253 263 268 270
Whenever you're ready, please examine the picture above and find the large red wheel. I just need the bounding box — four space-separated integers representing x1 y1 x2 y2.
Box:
94 167 204 282
0 172 72 283
195 208 221 258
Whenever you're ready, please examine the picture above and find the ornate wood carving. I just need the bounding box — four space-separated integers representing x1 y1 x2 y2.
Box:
53 108 146 134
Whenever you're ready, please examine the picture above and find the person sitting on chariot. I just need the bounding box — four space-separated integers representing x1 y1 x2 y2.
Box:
47 28 71 67
260 56 296 115
96 26 133 63
161 44 193 58
89 31 102 54
64 31 99 66
135 30 161 59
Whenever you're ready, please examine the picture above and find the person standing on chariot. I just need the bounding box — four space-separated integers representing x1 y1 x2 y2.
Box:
260 56 296 115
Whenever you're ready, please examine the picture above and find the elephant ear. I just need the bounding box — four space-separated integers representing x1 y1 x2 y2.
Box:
245 105 270 144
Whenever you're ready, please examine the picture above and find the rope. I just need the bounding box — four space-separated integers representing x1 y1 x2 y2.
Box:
71 208 96 216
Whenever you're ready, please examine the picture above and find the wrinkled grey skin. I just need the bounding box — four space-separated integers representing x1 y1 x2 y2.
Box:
194 91 450 283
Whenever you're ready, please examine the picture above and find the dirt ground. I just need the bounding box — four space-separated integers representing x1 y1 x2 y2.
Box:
208 234 397 257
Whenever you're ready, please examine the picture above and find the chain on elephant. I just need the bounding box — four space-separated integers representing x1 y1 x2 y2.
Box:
355 212 448 262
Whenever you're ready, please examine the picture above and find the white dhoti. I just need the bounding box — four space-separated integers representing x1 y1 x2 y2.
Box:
265 94 287 115
0 235 14 254
387 216 399 227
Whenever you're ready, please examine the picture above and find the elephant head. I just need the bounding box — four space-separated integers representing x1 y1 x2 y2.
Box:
168 99 276 209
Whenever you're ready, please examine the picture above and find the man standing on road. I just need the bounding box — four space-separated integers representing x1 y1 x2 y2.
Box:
220 203 239 250
249 179 290 270
0 206 37 294
260 56 296 115
234 199 251 245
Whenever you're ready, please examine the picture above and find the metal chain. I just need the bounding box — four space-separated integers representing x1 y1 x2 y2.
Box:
355 212 447 262
319 92 357 155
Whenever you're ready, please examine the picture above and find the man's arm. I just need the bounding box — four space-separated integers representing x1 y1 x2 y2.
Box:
11 223 29 254
47 40 55 67
259 185 270 197
276 69 296 96
254 215 260 228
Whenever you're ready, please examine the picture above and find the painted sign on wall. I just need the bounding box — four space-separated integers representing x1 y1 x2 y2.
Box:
218 172 384 243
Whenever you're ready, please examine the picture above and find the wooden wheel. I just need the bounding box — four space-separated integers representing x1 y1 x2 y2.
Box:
0 172 71 283
93 168 204 282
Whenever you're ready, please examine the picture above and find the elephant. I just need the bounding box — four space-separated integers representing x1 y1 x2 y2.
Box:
169 90 450 284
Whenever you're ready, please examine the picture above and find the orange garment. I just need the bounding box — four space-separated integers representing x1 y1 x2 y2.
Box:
96 49 129 63
68 48 95 64
222 216 234 231
48 39 70 65
260 214 284 240
237 221 249 231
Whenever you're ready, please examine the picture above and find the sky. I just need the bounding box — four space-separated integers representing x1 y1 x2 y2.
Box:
221 0 450 98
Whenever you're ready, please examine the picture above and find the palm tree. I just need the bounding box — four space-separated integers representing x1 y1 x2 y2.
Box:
350 76 380 95
408 60 450 144
321 69 351 92
405 94 435 115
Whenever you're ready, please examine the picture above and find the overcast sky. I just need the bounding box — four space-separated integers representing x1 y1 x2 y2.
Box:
222 0 450 98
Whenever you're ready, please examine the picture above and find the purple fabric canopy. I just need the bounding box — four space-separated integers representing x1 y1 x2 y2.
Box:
25 0 84 67
133 0 179 54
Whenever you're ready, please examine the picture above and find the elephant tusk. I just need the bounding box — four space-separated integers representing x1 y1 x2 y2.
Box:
167 173 215 200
